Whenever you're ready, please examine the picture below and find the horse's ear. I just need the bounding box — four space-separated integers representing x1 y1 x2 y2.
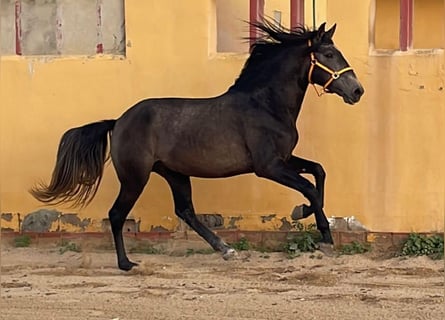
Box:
316 22 327 41
324 23 337 40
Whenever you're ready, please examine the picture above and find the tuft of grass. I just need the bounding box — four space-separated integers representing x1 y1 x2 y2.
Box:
59 239 82 254
340 241 371 255
14 234 31 248
401 233 443 260
231 237 250 251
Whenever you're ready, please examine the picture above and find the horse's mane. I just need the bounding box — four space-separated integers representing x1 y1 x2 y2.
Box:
229 20 319 92
250 19 317 46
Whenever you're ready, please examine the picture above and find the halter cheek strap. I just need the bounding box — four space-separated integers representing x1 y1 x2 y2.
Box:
307 40 353 97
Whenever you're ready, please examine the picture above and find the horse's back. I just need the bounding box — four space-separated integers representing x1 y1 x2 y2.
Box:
111 96 254 178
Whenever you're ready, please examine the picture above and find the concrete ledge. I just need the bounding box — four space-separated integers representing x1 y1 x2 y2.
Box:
2 230 443 251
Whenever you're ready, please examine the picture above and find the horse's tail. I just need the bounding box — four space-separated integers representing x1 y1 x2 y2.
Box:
30 119 116 208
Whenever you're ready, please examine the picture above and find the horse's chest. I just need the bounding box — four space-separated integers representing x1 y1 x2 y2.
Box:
263 124 298 156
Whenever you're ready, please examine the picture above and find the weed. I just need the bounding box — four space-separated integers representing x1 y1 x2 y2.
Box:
340 241 371 255
285 224 321 259
14 234 31 248
59 239 81 254
401 233 444 260
285 232 317 258
231 237 250 251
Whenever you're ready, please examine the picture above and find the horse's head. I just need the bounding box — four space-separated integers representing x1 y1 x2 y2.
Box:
308 23 364 105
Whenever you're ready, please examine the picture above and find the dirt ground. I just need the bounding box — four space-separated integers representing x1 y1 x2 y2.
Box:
1 241 444 320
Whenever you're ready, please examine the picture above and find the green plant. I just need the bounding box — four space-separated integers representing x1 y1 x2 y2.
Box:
285 223 321 259
401 233 444 260
340 241 371 255
231 237 250 251
14 234 31 247
59 239 82 254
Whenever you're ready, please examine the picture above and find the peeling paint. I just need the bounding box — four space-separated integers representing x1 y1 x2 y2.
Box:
196 214 224 229
260 214 276 223
227 216 243 229
1 213 13 222
22 209 60 232
150 225 169 232
60 213 91 231
328 216 368 231
279 217 292 231
0 212 21 232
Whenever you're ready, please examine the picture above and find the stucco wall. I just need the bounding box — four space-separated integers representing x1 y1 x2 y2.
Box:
1 0 444 233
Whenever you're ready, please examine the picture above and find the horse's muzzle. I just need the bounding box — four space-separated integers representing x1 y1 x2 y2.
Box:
342 83 364 105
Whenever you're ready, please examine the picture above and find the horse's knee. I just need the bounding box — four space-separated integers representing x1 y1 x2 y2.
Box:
313 163 326 181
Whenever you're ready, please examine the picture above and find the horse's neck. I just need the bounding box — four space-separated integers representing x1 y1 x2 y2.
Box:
253 80 308 122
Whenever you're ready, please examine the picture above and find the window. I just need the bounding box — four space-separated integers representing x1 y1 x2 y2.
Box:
0 0 125 56
373 0 444 51
214 0 305 53
215 0 250 53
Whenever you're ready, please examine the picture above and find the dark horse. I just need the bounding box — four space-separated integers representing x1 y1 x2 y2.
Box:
31 21 364 271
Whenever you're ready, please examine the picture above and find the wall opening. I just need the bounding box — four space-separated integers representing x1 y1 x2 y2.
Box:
0 0 126 56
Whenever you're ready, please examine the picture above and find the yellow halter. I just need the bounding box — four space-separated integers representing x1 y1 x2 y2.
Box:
307 40 353 96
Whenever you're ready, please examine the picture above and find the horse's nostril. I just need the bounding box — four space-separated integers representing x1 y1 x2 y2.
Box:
354 86 364 97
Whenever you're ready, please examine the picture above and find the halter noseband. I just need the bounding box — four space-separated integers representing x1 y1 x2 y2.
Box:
307 40 353 96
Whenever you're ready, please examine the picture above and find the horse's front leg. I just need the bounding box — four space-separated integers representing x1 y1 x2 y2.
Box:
254 157 333 245
287 156 326 221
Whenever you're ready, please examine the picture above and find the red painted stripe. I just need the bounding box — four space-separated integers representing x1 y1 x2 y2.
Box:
399 0 413 51
96 0 103 54
96 43 103 54
290 0 304 29
14 0 22 55
249 0 265 48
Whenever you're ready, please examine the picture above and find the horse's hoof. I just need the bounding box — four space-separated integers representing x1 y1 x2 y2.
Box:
318 243 335 257
291 205 305 220
222 248 238 260
118 260 139 271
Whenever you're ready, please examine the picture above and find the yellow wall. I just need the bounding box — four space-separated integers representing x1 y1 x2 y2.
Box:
323 0 444 232
1 0 444 233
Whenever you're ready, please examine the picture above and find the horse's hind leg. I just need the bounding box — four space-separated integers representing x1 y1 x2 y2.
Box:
109 171 150 271
155 165 236 259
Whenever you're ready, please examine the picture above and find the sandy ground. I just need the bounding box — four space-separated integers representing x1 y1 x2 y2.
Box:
1 243 444 320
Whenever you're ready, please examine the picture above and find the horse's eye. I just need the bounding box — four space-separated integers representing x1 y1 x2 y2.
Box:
325 52 334 58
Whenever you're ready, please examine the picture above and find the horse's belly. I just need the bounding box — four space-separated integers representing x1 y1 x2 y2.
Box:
160 146 253 178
